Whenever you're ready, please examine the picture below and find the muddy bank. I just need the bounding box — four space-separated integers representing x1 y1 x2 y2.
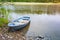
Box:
0 27 26 40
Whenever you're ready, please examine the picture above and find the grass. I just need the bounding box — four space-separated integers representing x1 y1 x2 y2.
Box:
0 18 8 27
0 4 9 27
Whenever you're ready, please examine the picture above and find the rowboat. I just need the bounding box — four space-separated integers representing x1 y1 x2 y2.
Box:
8 16 30 31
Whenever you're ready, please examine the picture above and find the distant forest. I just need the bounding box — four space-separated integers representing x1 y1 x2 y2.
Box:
0 0 60 3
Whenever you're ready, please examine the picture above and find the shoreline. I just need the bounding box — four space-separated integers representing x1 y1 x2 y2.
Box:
0 2 60 5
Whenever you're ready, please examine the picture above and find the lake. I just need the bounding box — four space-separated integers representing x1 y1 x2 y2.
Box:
8 4 60 40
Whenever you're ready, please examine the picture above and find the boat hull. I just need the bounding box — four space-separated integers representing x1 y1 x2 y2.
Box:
9 21 30 32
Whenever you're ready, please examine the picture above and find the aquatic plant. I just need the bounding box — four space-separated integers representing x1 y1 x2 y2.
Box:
0 4 13 27
0 4 9 27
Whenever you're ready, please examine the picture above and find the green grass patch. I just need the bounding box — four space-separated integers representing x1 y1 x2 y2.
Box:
0 18 8 27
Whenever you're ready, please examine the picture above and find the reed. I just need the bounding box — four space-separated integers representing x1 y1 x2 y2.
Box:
0 4 9 27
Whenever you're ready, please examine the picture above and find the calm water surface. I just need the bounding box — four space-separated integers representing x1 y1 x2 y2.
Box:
9 12 60 40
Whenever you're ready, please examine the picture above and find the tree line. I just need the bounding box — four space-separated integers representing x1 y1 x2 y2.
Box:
0 0 60 3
